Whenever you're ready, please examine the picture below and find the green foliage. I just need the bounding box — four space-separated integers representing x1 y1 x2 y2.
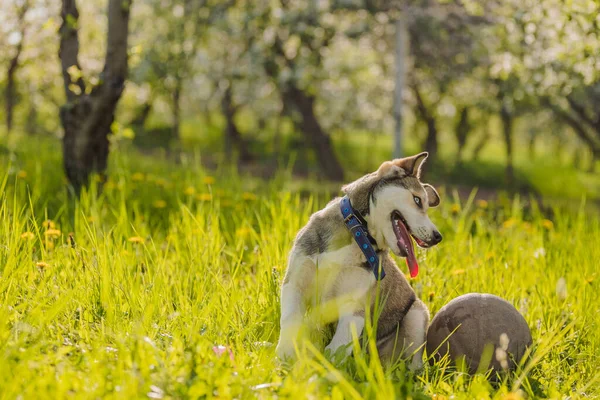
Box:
0 135 599 398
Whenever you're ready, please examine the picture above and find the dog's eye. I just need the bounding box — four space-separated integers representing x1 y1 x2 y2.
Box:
413 196 422 208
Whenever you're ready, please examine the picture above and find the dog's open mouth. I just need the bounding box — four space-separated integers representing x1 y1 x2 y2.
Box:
391 211 427 278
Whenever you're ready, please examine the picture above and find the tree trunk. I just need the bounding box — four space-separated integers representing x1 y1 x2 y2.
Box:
59 0 132 193
500 102 514 187
221 84 252 162
172 81 181 140
130 102 152 128
472 118 490 161
527 128 536 160
413 82 438 160
454 106 470 164
545 98 600 172
5 3 29 134
393 17 405 159
283 84 344 181
5 47 22 134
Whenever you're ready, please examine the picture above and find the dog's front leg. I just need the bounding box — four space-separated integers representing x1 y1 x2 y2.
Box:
325 309 365 356
325 267 374 357
276 256 315 360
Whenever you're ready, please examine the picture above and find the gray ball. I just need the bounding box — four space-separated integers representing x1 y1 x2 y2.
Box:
426 293 532 374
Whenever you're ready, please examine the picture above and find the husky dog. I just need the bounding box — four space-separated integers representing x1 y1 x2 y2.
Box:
276 152 442 369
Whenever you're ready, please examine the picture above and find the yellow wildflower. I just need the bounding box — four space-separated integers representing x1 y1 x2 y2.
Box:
17 170 27 179
153 200 167 209
242 192 257 201
485 251 494 260
585 276 595 284
196 193 212 202
45 229 62 238
203 176 215 185
184 186 196 196
42 220 56 229
132 172 145 182
542 219 554 230
450 204 460 215
236 227 253 238
36 262 49 269
451 269 466 275
476 199 488 209
128 236 145 244
502 218 518 229
104 181 116 190
155 178 168 187
21 232 35 240
500 392 523 400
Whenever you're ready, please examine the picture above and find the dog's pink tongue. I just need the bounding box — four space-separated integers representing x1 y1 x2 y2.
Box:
396 220 419 277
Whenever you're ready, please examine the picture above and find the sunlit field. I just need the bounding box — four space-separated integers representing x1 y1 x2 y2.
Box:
0 137 598 399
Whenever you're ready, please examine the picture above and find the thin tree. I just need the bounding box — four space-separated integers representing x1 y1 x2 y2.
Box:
58 0 132 193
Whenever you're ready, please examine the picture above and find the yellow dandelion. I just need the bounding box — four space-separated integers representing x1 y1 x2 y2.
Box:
36 261 49 269
585 276 595 284
542 219 554 230
131 172 145 182
45 241 55 250
451 268 466 275
21 231 35 240
42 220 56 230
153 200 167 209
128 236 145 244
502 218 518 229
155 178 168 187
236 227 252 238
44 229 62 238
17 170 27 179
184 186 196 196
500 392 523 400
203 176 215 185
450 204 460 215
196 193 213 202
476 199 488 209
242 192 257 201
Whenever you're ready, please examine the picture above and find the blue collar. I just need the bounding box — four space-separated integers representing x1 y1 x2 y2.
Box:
340 196 385 280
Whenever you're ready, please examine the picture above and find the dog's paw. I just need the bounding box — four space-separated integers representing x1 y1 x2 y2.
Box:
275 341 296 362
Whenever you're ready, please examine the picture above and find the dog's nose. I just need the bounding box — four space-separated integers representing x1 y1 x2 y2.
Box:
431 230 443 244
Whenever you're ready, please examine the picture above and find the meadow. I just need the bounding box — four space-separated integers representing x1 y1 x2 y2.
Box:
0 136 599 399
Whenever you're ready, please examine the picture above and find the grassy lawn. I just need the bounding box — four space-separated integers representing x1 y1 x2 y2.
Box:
1 136 599 399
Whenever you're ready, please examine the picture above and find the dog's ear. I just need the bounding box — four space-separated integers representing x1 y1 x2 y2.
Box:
394 152 429 178
423 183 440 207
376 160 408 179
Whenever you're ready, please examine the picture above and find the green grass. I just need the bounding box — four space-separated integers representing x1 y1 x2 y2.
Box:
1 135 599 399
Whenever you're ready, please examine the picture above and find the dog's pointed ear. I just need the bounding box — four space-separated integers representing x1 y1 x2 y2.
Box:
423 183 440 207
395 152 429 178
376 160 408 179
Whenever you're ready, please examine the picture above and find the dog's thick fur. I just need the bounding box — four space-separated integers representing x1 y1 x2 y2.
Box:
276 153 442 368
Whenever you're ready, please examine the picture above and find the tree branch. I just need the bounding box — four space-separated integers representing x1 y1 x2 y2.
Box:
545 98 600 151
59 0 85 102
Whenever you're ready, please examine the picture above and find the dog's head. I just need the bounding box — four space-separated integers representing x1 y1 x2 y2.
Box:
342 152 441 277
